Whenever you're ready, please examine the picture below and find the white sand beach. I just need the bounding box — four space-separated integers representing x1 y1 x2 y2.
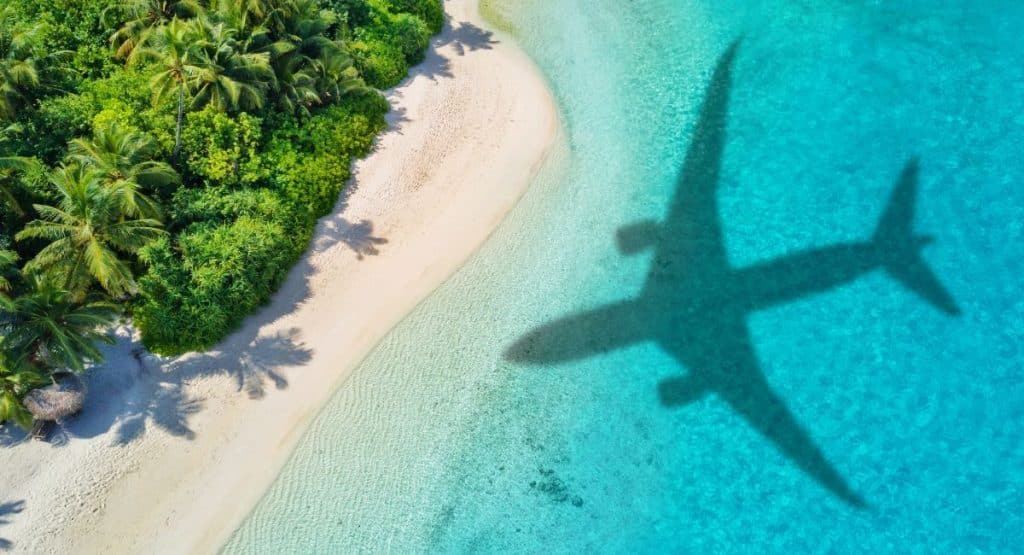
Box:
0 1 559 552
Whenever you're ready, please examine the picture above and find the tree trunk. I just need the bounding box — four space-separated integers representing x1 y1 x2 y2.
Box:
173 82 184 160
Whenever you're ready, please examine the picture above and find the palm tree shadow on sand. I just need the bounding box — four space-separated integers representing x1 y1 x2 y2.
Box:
87 207 388 444
0 206 387 447
505 40 961 508
0 500 24 551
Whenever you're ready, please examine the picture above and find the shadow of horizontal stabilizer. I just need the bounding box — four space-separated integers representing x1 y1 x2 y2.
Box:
874 159 961 316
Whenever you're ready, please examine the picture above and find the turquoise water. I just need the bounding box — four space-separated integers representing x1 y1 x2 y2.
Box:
226 1 1024 552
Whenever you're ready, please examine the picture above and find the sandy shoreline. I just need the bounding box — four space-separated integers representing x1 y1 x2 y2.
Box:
0 1 559 552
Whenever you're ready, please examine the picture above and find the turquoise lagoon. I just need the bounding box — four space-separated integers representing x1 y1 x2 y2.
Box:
226 1 1023 552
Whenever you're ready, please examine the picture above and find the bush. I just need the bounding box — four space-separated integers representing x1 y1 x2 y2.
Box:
70 43 119 81
387 0 444 34
347 0 441 88
169 186 305 227
385 13 432 64
136 91 390 354
327 0 373 29
79 68 153 112
82 70 177 155
28 94 96 162
24 69 174 162
265 94 388 216
308 94 390 157
349 37 408 88
264 144 349 218
180 108 267 188
136 189 311 354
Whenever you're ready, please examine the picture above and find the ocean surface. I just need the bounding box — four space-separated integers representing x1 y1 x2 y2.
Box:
225 1 1024 552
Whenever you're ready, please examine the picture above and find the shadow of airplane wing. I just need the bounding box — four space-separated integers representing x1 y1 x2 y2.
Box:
704 325 866 507
640 39 742 284
504 300 647 364
657 314 866 507
721 378 868 508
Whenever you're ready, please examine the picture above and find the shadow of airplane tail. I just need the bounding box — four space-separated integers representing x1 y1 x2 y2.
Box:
873 159 961 316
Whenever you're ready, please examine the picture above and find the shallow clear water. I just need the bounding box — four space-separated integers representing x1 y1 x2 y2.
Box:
226 1 1024 552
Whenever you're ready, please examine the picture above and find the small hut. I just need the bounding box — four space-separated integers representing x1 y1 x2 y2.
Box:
22 373 86 424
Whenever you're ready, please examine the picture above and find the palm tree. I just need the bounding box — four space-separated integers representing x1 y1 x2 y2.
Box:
214 0 276 31
280 0 336 50
268 1 365 114
0 282 117 372
311 45 366 106
273 56 319 115
0 172 22 216
0 154 39 217
68 123 177 219
0 10 40 121
130 18 200 160
15 164 165 298
0 348 47 429
107 0 202 60
188 20 275 112
0 249 16 310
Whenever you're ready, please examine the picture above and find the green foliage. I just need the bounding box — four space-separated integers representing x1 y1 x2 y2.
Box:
15 163 165 298
186 19 275 113
69 122 178 213
0 8 43 123
328 0 373 29
0 273 118 429
263 139 348 218
70 43 120 80
181 107 266 188
0 0 442 377
0 283 117 371
387 0 445 34
348 37 407 88
0 355 46 429
385 13 432 65
265 93 387 216
8 0 118 54
24 69 173 162
108 0 201 61
0 249 17 304
347 0 440 88
31 94 95 160
0 155 49 220
137 92 387 354
135 189 310 354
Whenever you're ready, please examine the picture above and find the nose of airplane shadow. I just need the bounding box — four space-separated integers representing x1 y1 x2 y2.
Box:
503 321 590 364
503 328 550 363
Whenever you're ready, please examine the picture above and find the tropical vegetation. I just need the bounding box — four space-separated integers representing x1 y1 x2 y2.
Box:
0 0 442 428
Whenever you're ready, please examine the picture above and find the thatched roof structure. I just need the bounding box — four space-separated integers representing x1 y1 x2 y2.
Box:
22 374 86 422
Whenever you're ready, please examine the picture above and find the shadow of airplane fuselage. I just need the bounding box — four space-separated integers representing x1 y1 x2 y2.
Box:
504 40 960 508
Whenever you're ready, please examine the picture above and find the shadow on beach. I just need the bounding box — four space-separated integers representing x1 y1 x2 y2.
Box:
408 20 498 83
0 13 493 448
0 500 24 551
442 21 499 56
0 175 389 448
0 7 439 448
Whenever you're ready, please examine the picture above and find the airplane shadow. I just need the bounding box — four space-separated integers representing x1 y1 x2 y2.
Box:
505 40 960 508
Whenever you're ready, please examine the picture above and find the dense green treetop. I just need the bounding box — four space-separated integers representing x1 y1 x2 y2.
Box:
0 0 443 427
